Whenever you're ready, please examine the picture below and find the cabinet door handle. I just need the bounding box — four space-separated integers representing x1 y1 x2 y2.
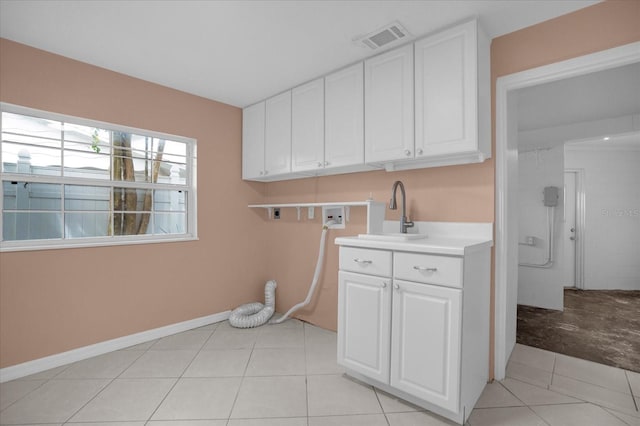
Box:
413 266 438 272
393 283 400 290
417 148 423 155
353 258 372 264
317 162 323 168
381 282 387 288
404 149 411 156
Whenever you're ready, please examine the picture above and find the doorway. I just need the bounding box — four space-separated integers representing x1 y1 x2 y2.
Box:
563 169 585 290
494 41 640 380
564 170 577 288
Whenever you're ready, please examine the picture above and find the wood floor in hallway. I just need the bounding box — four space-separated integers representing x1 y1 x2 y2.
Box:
517 288 640 373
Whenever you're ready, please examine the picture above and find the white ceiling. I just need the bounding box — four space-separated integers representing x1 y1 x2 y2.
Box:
517 63 640 131
0 0 599 108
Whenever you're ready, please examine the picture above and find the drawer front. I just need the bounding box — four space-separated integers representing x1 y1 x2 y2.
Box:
394 252 462 288
340 247 392 277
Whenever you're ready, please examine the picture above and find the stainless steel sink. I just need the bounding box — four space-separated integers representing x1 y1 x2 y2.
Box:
358 233 428 242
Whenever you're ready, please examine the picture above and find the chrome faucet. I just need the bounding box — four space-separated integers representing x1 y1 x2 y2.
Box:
389 180 414 234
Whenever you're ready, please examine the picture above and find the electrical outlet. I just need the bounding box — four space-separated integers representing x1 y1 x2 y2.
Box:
273 208 281 219
525 236 534 245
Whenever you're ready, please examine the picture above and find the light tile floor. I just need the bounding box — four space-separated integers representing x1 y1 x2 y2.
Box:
1 320 639 425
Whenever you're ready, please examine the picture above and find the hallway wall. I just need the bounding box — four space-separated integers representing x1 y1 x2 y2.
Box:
517 146 565 310
565 137 640 290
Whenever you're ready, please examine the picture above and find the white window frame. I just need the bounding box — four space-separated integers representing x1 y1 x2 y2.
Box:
0 102 198 252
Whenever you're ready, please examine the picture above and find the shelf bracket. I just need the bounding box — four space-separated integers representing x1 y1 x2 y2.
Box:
345 206 351 222
267 207 273 219
296 207 301 221
308 206 315 219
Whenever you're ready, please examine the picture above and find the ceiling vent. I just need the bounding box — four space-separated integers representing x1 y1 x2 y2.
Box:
354 21 411 50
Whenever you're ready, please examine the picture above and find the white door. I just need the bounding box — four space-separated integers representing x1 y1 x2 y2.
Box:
415 20 477 157
337 271 391 383
242 101 265 180
325 63 364 169
264 91 292 176
364 44 414 163
390 279 461 412
292 78 324 172
564 171 577 287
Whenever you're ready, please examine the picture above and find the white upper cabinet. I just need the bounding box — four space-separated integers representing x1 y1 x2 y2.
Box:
325 63 365 169
292 78 324 172
242 101 265 180
264 91 292 176
414 19 490 162
365 44 414 163
241 19 490 181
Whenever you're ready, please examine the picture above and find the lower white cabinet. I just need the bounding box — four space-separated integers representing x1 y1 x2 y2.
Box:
337 245 489 424
337 271 390 383
390 279 461 412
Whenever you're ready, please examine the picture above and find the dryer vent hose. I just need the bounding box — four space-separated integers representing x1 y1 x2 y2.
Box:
270 219 335 324
229 280 277 328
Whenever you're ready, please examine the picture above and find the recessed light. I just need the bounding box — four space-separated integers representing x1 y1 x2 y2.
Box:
603 136 610 141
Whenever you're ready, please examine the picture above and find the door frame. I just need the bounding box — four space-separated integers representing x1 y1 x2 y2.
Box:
494 41 640 380
563 168 586 290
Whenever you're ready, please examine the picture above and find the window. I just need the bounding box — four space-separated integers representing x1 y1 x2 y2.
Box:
1 103 197 251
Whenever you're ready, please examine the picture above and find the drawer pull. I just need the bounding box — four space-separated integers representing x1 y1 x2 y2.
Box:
353 258 373 264
413 266 438 272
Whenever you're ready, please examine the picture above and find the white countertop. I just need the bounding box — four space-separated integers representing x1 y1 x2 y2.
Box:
334 235 492 256
334 221 493 256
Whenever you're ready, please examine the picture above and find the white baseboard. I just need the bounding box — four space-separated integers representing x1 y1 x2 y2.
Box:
0 310 230 383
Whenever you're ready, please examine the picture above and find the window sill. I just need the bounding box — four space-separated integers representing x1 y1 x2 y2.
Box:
0 234 199 252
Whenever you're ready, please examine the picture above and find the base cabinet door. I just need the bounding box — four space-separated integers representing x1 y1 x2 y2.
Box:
338 271 391 383
390 279 462 412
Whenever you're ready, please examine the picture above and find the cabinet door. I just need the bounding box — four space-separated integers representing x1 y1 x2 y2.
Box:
365 44 414 163
338 271 391 383
292 78 324 172
415 20 477 158
325 63 364 169
242 101 265 180
391 279 461 412
264 91 292 176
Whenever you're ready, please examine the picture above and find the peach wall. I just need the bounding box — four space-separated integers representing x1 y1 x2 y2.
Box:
261 164 494 333
488 0 639 376
262 0 640 377
0 39 268 368
2 0 638 371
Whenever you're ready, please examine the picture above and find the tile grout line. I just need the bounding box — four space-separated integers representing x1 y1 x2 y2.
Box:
497 379 528 407
225 323 259 424
624 371 639 412
523 404 553 426
60 344 153 425
143 324 218 425
549 352 557 390
372 389 391 426
302 322 309 426
0 376 50 415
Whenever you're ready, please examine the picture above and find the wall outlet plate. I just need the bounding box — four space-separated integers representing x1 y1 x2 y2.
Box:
322 206 345 229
